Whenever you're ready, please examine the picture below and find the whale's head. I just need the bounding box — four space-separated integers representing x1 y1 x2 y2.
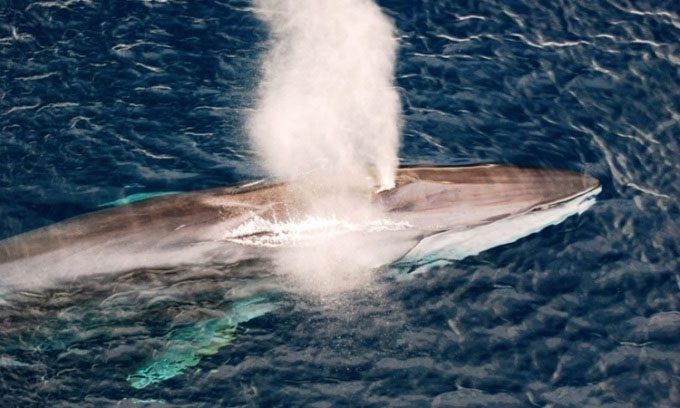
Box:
368 165 601 266
374 165 600 231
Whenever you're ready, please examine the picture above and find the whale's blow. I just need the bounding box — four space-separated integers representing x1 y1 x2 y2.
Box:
245 0 402 291
248 0 401 191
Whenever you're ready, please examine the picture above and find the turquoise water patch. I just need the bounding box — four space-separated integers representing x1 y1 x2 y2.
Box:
99 192 179 208
127 296 277 389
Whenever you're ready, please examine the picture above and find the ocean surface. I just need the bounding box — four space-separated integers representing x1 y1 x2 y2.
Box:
1 0 679 406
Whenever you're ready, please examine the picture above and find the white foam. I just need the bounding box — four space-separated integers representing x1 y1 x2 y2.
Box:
225 213 412 247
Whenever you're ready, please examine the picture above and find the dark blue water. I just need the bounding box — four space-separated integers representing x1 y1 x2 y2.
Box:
1 0 678 406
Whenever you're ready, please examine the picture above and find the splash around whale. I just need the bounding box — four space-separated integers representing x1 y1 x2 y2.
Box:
0 164 600 296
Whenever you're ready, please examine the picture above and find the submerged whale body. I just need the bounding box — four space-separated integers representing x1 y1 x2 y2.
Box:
0 164 601 389
0 165 600 293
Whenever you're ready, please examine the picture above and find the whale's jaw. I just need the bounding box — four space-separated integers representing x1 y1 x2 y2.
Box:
395 183 601 271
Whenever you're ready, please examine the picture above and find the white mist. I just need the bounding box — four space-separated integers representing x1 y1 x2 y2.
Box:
247 0 403 294
248 0 401 191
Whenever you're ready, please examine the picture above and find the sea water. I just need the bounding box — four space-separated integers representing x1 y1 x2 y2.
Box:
0 0 678 406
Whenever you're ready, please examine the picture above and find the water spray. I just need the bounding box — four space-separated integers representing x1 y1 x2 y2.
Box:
248 0 402 192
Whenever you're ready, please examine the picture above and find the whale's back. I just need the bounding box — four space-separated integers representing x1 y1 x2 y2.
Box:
0 182 287 264
0 165 599 292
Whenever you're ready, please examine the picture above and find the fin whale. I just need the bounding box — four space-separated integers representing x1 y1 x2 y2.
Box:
0 165 600 293
0 164 601 388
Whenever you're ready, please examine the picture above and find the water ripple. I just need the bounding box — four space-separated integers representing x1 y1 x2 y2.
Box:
0 0 678 406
